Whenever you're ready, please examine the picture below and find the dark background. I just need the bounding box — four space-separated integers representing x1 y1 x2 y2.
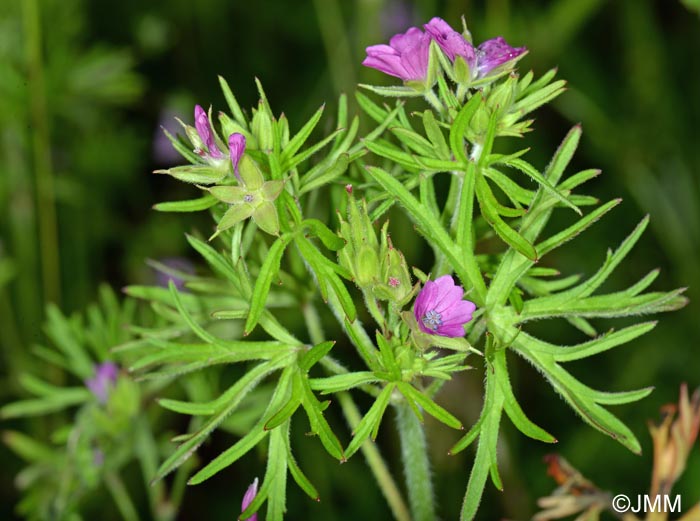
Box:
1 0 699 519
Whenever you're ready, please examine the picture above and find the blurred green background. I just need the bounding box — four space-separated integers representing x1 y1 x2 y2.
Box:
1 0 699 519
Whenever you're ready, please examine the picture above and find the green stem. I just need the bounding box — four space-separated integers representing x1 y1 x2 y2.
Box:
433 173 462 275
23 0 61 305
302 301 326 345
423 90 445 116
303 302 410 521
396 400 436 521
105 472 140 521
338 393 411 521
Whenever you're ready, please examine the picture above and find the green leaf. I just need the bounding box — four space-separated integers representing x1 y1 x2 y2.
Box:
245 234 293 335
511 79 567 117
153 356 289 483
154 165 226 185
280 104 325 164
189 426 269 486
2 431 57 463
299 376 345 461
537 199 621 257
521 282 686 320
460 373 504 519
456 162 476 255
359 84 424 97
264 374 302 430
505 158 580 214
286 438 320 501
376 333 399 378
513 335 643 454
282 129 342 172
296 237 356 321
303 219 345 251
475 172 537 260
397 382 463 430
450 92 482 163
365 139 419 170
162 128 200 163
298 153 350 195
345 383 395 459
309 371 379 394
422 110 450 159
544 125 581 186
1 388 91 419
299 341 335 372
448 414 485 455
484 167 534 206
153 194 218 212
391 127 435 157
492 349 556 443
218 75 248 127
355 91 390 123
186 234 240 287
554 322 657 362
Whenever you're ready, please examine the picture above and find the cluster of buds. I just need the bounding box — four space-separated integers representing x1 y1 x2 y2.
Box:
337 191 414 306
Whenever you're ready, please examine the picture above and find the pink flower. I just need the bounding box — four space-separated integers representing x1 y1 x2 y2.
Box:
413 275 476 337
423 17 476 68
363 27 431 82
476 36 526 77
240 478 258 521
85 362 119 403
194 105 224 160
229 133 246 182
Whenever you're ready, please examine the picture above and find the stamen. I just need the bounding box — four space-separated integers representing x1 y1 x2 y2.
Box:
422 309 443 332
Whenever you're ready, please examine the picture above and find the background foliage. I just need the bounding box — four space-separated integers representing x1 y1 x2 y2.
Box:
1 0 698 519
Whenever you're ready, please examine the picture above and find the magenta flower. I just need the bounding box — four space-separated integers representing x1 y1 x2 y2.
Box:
194 105 225 160
240 478 259 521
229 133 246 182
413 275 476 337
424 17 476 68
363 27 431 82
476 36 526 77
85 362 119 404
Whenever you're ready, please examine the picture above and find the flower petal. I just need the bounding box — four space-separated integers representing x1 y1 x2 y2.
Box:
476 36 526 77
228 133 247 181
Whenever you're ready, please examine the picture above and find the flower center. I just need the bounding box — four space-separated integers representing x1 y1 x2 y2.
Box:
244 194 254 203
422 309 443 332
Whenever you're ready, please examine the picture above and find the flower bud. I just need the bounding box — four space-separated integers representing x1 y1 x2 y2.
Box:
356 245 380 287
486 74 518 115
337 194 382 290
252 103 274 151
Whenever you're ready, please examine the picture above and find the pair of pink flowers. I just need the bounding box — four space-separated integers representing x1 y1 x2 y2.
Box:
363 17 526 82
194 105 246 181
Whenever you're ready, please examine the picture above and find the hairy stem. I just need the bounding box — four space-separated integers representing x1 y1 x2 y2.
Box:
396 400 436 521
338 393 411 521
